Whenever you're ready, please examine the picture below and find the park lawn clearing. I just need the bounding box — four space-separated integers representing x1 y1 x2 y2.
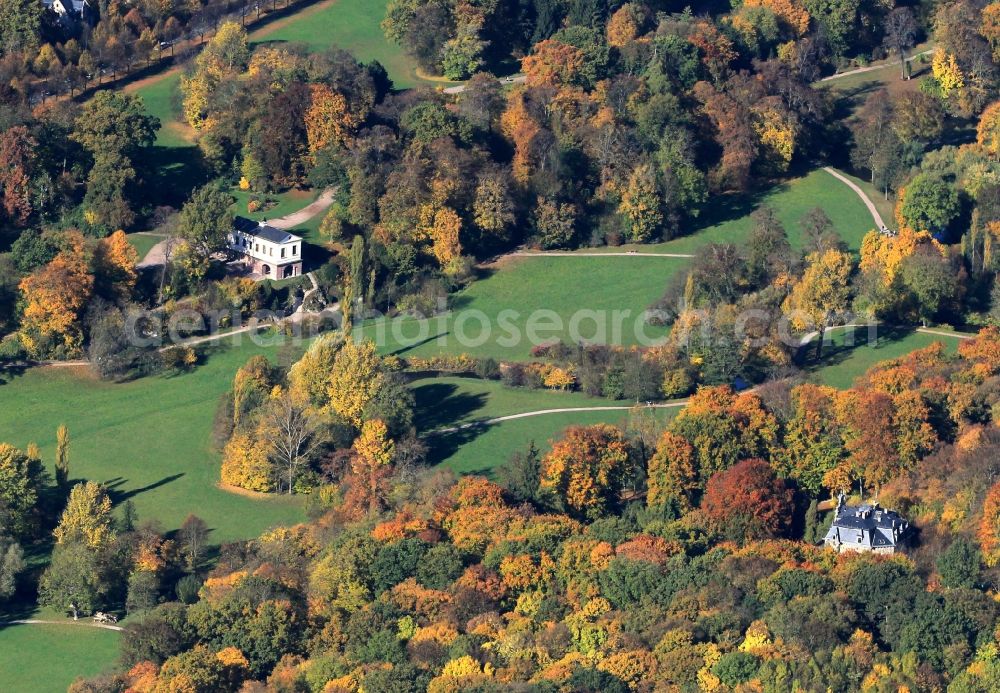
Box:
359 255 684 361
252 0 427 89
431 407 678 475
126 232 163 261
621 169 877 255
806 327 964 389
0 623 120 693
231 187 319 221
411 375 618 433
0 339 305 544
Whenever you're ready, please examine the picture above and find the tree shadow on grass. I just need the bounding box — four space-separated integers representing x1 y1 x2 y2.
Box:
423 422 495 467
148 143 211 208
796 324 915 377
388 330 450 357
101 473 185 504
411 381 489 431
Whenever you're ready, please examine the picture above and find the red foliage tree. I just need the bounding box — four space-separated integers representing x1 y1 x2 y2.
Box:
701 458 794 541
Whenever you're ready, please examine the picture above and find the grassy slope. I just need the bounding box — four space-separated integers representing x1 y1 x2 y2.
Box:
412 375 616 431
434 408 678 475
359 255 684 361
0 340 305 542
0 624 119 693
807 328 964 389
125 233 162 261
647 169 877 255
254 0 423 89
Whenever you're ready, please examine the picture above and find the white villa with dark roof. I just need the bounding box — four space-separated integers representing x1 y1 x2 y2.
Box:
823 494 909 554
229 217 303 280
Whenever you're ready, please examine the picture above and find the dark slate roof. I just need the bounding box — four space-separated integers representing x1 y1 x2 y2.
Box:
823 501 909 550
233 216 301 245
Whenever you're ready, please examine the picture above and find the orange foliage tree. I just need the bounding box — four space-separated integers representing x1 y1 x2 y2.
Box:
93 229 138 300
978 480 1000 566
540 424 632 520
17 231 94 358
701 458 794 541
522 39 586 88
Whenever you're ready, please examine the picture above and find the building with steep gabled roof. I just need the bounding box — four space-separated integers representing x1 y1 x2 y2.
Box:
823 494 909 554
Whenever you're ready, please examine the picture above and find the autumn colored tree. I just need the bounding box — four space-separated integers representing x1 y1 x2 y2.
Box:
540 424 631 519
327 339 390 426
701 458 794 541
304 84 355 155
53 481 115 550
978 480 1000 566
646 431 698 510
420 205 463 269
55 424 70 490
0 125 37 225
93 230 138 301
978 100 1000 156
618 163 663 242
221 431 274 493
18 232 94 358
775 384 843 496
349 419 396 513
782 249 853 357
523 39 587 88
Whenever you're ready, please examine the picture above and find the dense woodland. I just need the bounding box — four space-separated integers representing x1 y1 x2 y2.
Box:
0 328 997 691
3 0 1000 691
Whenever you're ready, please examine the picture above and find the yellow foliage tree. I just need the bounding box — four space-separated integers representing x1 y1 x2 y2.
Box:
932 50 965 98
54 481 115 549
782 249 853 336
221 431 274 492
304 84 354 154
327 339 386 426
94 229 138 299
18 232 93 358
419 205 463 269
977 100 1000 156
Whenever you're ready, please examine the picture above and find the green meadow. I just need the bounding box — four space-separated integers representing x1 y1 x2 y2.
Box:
0 339 305 543
0 624 120 693
359 255 685 361
253 0 427 89
806 327 966 389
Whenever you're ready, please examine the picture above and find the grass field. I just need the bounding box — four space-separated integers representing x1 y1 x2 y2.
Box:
432 407 678 475
0 624 119 693
126 232 163 261
231 187 319 221
642 169 877 255
254 0 425 89
359 255 685 361
0 339 305 543
805 327 965 389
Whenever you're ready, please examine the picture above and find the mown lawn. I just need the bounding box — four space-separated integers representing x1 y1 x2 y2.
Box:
0 624 120 693
432 407 678 475
0 339 305 543
805 327 965 389
411 375 615 433
253 0 427 89
125 232 162 261
359 255 685 360
636 169 876 255
231 187 319 221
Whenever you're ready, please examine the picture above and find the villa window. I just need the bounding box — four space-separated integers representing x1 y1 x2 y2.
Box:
293 245 298 256
281 248 286 258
